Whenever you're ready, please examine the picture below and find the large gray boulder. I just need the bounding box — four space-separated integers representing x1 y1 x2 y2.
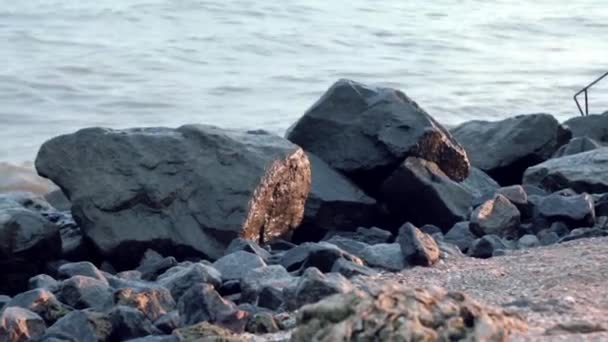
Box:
35 125 311 265
0 307 46 342
451 114 570 185
523 147 608 193
563 112 608 143
287 79 470 193
552 137 601 158
380 157 473 231
295 154 379 239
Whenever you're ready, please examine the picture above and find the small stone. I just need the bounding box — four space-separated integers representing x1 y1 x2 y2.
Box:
444 221 476 252
537 230 560 246
173 321 236 341
246 312 280 334
57 276 113 311
108 305 161 340
240 265 295 304
283 268 353 310
517 234 540 249
212 251 267 282
153 311 180 334
5 289 68 325
258 286 284 311
224 238 271 262
359 243 405 271
331 258 378 278
57 261 108 285
420 224 443 236
468 235 509 259
397 223 440 267
28 274 59 292
157 263 222 301
114 287 176 322
470 194 521 238
280 242 362 273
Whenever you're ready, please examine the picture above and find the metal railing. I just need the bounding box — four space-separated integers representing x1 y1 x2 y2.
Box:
574 71 608 116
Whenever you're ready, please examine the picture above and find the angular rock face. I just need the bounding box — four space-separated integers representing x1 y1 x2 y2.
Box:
470 195 521 238
380 157 473 230
38 310 113 342
5 289 67 325
397 223 440 267
563 112 608 143
35 125 311 266
553 137 601 158
0 307 46 342
283 268 353 310
291 285 527 342
523 147 608 194
444 221 476 252
212 251 267 282
295 154 380 239
538 193 596 227
451 114 570 185
287 79 470 193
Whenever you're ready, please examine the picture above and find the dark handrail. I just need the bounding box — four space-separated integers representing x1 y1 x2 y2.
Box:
574 71 608 116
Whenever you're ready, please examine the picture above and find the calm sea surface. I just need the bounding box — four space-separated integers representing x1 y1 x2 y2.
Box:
1 0 608 163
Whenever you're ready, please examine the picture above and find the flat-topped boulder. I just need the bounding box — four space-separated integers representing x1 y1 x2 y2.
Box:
287 79 470 193
35 125 311 267
451 114 570 185
523 147 608 194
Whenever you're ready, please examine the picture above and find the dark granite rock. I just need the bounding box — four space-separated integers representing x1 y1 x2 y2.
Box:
559 227 608 242
114 287 176 322
397 223 440 267
246 312 280 334
517 234 540 249
109 305 161 340
5 289 68 325
330 258 379 278
359 243 405 271
380 157 473 230
524 147 608 193
287 79 470 194
153 311 180 335
563 111 608 143
468 235 509 259
460 167 500 198
36 125 312 266
224 238 270 262
420 224 443 236
323 226 393 245
57 276 113 311
279 242 362 273
537 231 560 246
240 265 295 305
173 321 237 341
538 193 595 227
0 307 46 342
57 262 108 285
212 251 267 282
452 113 570 185
443 221 476 252
37 310 112 342
323 236 370 257
28 275 59 293
553 136 601 158
470 195 521 238
284 268 353 310
157 263 222 301
257 286 284 311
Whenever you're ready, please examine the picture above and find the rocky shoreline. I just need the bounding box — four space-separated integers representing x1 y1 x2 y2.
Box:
1 79 608 341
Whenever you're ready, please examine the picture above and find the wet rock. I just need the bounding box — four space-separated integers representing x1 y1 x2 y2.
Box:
223 238 270 262
470 194 521 238
468 235 509 259
397 223 440 267
177 283 248 332
330 258 378 278
0 307 46 342
284 268 353 310
108 305 160 340
291 285 527 341
240 265 295 305
380 157 473 230
359 243 405 271
114 287 176 322
246 312 279 334
57 276 113 311
157 263 222 300
212 251 267 282
287 79 470 193
444 221 476 252
0 207 61 295
28 274 59 292
518 234 540 249
5 289 68 325
57 261 108 285
563 111 608 143
36 125 312 266
173 321 237 341
296 153 380 237
452 113 570 185
553 136 601 158
524 147 608 193
279 242 362 273
538 193 596 227
38 310 112 342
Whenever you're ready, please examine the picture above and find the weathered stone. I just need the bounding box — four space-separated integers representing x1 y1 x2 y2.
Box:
284 268 353 310
173 321 237 342
36 125 312 265
553 136 601 158
279 242 362 273
563 111 608 143
28 274 59 292
57 276 113 311
291 285 527 341
330 258 379 278
43 190 71 212
108 305 160 340
246 312 279 334
323 226 393 245
287 79 470 193
212 251 267 282
240 265 295 305
452 114 570 185
460 167 500 198
114 287 176 322
537 230 560 246
380 157 473 230
524 147 608 193
177 283 248 333
468 235 509 259
223 238 270 262
157 263 222 301
0 307 46 342
359 243 405 271
38 310 112 342
538 193 596 227
0 207 61 295
257 286 283 311
470 195 521 238
323 236 370 257
5 289 68 325
397 223 440 267
444 221 476 252
57 261 108 285
517 234 540 249
153 311 180 335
